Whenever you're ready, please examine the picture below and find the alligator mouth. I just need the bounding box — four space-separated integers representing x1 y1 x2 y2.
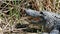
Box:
22 28 41 33
15 23 28 29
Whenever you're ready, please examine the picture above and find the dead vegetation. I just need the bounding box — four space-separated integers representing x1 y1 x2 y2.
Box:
0 0 60 34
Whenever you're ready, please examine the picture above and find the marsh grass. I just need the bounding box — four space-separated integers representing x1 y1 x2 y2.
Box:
0 0 60 34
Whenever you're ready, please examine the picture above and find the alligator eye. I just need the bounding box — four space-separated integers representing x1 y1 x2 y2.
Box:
40 12 46 16
40 12 43 14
